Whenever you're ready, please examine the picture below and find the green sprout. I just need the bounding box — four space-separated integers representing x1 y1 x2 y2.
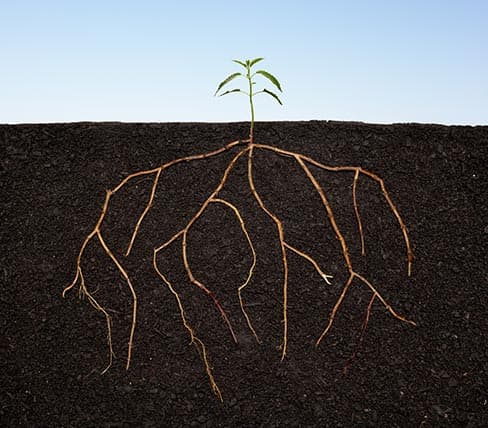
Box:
214 57 283 142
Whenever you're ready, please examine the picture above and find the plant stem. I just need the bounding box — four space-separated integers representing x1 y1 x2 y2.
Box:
247 65 255 143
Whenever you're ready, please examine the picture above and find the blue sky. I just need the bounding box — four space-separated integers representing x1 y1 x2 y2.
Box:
1 0 487 124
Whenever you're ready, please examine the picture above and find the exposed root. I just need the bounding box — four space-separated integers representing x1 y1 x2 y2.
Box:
153 250 223 401
156 148 249 344
253 143 413 276
78 268 115 374
97 229 137 369
342 292 376 374
283 243 333 285
248 146 289 360
210 198 260 343
125 168 161 256
353 272 416 328
352 168 365 256
316 273 355 346
64 138 415 398
182 229 238 344
295 155 415 353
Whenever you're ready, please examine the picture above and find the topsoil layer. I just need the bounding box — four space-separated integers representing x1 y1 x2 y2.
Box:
1 121 487 427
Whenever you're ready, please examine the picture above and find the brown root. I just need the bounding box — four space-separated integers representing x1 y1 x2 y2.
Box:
64 138 415 398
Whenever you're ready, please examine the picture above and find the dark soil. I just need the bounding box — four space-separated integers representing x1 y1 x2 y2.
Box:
1 121 487 427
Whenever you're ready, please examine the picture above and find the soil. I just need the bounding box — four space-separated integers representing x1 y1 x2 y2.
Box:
1 121 487 427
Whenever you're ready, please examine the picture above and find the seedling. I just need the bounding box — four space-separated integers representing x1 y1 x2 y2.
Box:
63 58 415 401
214 57 282 142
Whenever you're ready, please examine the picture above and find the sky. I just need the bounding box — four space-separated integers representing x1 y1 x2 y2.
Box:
1 0 487 125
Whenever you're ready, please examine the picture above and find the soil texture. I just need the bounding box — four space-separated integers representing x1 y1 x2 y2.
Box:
1 121 487 427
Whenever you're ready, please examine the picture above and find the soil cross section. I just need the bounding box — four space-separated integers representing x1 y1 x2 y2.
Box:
63 137 416 401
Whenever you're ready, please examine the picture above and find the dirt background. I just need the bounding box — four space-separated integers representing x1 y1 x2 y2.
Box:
1 121 487 427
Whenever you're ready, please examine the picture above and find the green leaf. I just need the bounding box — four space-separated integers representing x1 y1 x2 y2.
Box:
262 88 283 105
249 58 264 67
256 70 282 92
249 57 264 67
214 72 242 95
219 88 243 96
232 59 247 68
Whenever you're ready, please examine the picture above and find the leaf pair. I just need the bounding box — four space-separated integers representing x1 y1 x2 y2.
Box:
233 57 264 68
214 57 283 105
214 72 243 97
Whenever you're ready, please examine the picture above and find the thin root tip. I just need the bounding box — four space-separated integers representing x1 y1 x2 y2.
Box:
322 273 333 285
101 366 110 375
279 345 287 361
407 254 413 276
